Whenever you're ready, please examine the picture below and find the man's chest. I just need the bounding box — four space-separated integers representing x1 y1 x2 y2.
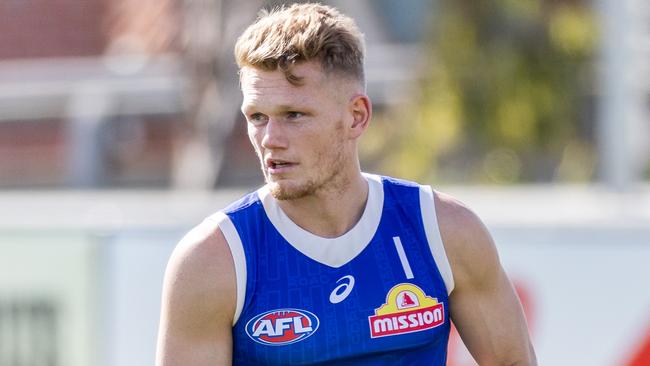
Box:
232 235 451 365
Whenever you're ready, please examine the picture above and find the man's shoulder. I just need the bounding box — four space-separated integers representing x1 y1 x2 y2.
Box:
172 217 230 272
434 191 481 233
221 188 263 215
433 191 499 283
371 173 422 189
161 216 237 341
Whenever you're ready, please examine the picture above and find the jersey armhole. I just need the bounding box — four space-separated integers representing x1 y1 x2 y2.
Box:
208 212 247 325
419 185 455 295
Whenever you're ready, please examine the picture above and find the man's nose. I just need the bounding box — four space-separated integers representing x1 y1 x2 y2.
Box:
261 118 288 149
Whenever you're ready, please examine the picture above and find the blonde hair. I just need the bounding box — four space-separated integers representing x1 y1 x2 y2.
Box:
234 3 365 85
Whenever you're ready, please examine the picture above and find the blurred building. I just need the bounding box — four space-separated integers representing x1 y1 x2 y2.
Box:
0 0 182 188
0 0 438 189
0 0 648 190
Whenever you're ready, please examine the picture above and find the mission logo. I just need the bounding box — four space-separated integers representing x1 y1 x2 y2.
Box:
368 283 445 338
245 308 319 346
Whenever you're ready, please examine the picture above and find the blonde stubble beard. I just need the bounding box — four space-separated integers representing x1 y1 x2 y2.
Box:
264 141 349 201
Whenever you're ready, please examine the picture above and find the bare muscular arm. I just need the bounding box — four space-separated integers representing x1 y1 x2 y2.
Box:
155 220 236 366
436 192 537 365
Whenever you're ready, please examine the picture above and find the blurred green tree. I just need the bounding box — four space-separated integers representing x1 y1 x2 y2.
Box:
361 0 598 184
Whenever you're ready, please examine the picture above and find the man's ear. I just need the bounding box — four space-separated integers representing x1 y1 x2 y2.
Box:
348 94 372 139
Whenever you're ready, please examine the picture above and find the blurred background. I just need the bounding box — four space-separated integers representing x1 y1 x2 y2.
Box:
0 0 648 365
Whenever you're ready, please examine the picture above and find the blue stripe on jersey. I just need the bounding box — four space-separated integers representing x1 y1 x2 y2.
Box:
225 175 450 365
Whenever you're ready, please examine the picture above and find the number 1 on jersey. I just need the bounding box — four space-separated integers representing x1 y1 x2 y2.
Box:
392 236 414 280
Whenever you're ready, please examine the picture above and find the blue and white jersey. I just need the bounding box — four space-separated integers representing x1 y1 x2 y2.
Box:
210 174 454 365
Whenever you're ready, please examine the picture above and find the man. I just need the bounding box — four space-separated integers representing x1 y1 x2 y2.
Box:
156 3 536 365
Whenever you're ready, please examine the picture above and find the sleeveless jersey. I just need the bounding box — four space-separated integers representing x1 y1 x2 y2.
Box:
210 174 454 365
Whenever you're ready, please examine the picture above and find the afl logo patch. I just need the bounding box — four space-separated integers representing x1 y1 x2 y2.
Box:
245 308 319 346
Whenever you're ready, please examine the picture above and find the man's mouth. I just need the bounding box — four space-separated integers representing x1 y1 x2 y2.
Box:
265 158 296 173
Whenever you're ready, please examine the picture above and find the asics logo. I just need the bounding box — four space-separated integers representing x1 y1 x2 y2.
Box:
329 275 355 304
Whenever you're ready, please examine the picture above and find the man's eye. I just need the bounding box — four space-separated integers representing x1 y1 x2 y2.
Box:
286 111 304 120
248 113 268 124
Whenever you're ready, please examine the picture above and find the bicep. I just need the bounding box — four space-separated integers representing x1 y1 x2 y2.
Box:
436 192 535 365
157 321 232 366
450 263 533 365
156 225 236 366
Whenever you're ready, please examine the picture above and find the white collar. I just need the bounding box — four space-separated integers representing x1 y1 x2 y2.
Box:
258 173 384 268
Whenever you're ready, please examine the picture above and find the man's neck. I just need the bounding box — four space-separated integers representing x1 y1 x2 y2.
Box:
276 172 369 238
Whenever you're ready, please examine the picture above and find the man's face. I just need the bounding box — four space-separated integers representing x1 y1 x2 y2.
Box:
240 62 354 200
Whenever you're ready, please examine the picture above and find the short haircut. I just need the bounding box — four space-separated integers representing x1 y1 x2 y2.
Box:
234 3 365 86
